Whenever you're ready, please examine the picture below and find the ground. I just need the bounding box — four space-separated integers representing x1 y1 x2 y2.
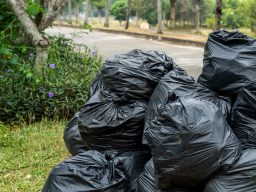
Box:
46 26 204 78
0 120 69 192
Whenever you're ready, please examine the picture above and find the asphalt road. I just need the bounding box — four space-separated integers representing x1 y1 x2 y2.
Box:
46 26 204 78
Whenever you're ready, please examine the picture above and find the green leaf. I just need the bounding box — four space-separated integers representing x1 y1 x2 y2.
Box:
0 47 12 55
26 4 43 16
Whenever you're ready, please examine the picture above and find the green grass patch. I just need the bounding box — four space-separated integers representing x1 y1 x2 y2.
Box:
0 120 69 192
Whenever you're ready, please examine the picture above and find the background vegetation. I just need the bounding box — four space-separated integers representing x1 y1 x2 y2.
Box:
61 0 256 35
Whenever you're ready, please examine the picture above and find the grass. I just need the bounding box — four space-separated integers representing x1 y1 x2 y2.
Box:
0 120 69 192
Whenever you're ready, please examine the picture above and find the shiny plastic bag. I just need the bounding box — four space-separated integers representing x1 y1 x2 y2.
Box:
102 49 175 100
145 67 232 125
231 82 256 149
137 159 204 192
63 112 88 156
79 89 147 152
198 30 256 96
42 150 129 192
204 149 256 192
42 150 151 192
144 97 241 189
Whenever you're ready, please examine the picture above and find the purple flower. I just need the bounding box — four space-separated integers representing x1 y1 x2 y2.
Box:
91 50 97 55
48 92 55 98
49 63 56 69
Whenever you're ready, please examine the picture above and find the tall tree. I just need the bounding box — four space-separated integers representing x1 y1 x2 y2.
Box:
68 0 72 21
75 0 79 22
195 0 200 32
84 0 89 25
157 0 163 33
110 0 127 25
215 0 222 30
170 0 175 28
7 0 65 71
90 0 105 23
104 0 110 27
125 0 131 29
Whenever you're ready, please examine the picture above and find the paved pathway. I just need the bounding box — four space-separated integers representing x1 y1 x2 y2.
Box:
46 26 204 78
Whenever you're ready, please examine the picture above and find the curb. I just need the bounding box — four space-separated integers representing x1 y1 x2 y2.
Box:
93 27 206 47
53 24 206 47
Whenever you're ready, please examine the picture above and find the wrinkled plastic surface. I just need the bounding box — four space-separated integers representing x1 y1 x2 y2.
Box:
137 159 204 192
78 89 147 152
42 150 128 192
204 149 256 192
231 82 256 149
102 49 175 100
63 112 88 156
198 30 256 96
88 73 104 98
117 151 151 191
42 150 151 192
145 67 232 125
144 97 241 189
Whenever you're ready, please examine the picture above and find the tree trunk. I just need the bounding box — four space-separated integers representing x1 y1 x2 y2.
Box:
8 0 65 72
98 9 102 23
157 0 163 34
170 0 175 28
7 0 50 71
84 0 89 25
215 0 222 30
195 0 200 33
75 0 79 23
125 0 131 30
68 0 72 21
135 11 139 27
38 0 66 31
104 0 110 27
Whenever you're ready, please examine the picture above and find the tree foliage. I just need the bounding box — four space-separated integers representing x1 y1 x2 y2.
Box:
110 0 127 23
90 0 105 10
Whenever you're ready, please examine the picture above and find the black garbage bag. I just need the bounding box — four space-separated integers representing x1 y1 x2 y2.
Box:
63 112 88 156
78 89 147 152
144 97 241 189
102 49 175 100
204 149 256 192
42 150 151 192
137 159 204 192
88 73 104 98
231 82 256 149
198 30 256 96
145 67 232 125
117 151 152 191
42 150 129 192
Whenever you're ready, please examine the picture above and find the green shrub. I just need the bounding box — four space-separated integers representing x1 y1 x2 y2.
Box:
110 0 127 24
0 36 102 124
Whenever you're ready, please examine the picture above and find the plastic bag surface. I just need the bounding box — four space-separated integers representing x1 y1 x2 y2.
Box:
144 97 241 189
102 49 175 100
79 89 147 152
204 149 256 192
137 159 204 192
42 150 129 192
198 30 256 96
63 112 88 156
145 67 232 125
231 82 256 149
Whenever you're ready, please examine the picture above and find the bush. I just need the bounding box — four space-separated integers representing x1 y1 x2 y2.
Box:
0 36 102 124
110 0 127 24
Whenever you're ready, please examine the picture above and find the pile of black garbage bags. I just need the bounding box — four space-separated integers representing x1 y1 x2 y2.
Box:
42 30 256 192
